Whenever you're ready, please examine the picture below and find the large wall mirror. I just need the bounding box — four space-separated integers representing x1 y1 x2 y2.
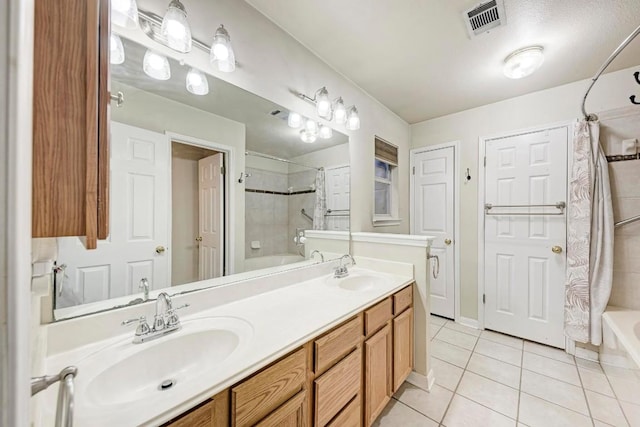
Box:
53 14 351 320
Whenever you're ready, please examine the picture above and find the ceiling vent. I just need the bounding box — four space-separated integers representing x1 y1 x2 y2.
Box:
463 0 506 38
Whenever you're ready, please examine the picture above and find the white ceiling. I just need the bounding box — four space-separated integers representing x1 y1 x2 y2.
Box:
246 0 640 123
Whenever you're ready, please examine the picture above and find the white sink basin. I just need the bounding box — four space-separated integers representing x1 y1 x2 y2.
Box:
77 316 253 408
326 271 389 291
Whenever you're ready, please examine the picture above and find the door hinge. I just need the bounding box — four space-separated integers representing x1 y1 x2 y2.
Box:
483 294 486 304
483 156 486 167
220 166 225 175
412 166 415 175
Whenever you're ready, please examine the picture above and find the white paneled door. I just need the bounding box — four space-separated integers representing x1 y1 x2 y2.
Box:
56 122 170 308
483 127 568 348
412 146 455 319
198 153 224 280
325 165 350 231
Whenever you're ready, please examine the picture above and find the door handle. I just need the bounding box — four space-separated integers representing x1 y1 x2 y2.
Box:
552 245 563 254
155 246 166 254
444 238 452 245
195 236 202 242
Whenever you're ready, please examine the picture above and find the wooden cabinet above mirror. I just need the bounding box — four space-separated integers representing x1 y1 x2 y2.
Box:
33 0 110 249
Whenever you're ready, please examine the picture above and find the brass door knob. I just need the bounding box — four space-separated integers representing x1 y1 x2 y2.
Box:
195 236 202 242
155 246 166 254
444 238 452 245
552 245 563 254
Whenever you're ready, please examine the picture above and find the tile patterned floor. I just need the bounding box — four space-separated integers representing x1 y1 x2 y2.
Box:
372 315 640 427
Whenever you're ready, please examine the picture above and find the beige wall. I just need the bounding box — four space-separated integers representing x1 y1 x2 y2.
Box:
171 156 199 285
411 64 640 320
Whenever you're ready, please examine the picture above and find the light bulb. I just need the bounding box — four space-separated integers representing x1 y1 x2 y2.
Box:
316 87 332 118
305 119 319 134
319 125 333 139
111 0 139 29
288 112 302 128
186 68 209 95
333 98 347 124
161 0 192 53
143 50 171 80
110 33 125 65
217 45 236 73
300 130 317 143
346 106 360 131
210 25 236 73
503 46 544 79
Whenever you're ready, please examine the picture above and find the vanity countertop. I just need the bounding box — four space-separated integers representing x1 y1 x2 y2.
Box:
38 263 413 427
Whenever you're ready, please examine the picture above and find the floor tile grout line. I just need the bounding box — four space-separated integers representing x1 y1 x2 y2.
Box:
598 367 633 426
576 365 599 427
519 390 597 421
516 338 524 424
390 395 442 425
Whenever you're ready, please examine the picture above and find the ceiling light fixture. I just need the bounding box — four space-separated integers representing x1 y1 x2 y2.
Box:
186 68 209 95
143 49 171 80
503 46 545 79
300 130 317 144
297 87 360 131
110 33 125 65
319 125 333 139
210 25 236 73
160 0 192 53
112 0 139 29
288 112 303 128
346 106 361 131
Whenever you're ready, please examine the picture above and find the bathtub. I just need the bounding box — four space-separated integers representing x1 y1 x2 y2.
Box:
244 254 305 271
601 306 640 370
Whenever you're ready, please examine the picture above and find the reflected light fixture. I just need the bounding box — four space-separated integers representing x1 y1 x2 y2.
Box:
288 112 303 128
300 130 317 144
112 0 139 29
319 125 333 139
143 49 171 80
210 25 236 73
110 33 125 65
333 97 347 124
503 46 544 79
161 0 192 52
186 68 209 95
346 106 360 131
315 87 332 118
305 119 319 135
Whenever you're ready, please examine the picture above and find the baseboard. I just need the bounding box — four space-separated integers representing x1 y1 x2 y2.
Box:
406 369 434 392
457 316 480 329
575 345 599 362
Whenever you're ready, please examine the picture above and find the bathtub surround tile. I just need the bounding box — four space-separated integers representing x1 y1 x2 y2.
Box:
585 390 629 426
431 339 472 368
435 327 479 350
372 399 439 427
520 370 589 415
457 371 519 418
431 357 464 391
394 382 452 423
467 352 521 389
442 394 516 427
522 352 581 386
523 341 575 364
578 367 615 397
518 393 593 427
481 330 524 349
443 321 482 337
475 338 523 366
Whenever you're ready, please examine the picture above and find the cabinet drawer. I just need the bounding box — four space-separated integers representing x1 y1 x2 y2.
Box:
314 348 362 427
255 390 306 427
364 298 393 336
393 286 413 315
232 348 306 427
314 315 363 374
326 396 361 427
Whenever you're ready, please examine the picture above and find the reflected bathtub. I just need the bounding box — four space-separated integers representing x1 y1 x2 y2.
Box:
244 254 305 271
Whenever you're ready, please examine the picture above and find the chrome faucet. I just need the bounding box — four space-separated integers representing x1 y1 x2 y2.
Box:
122 292 189 344
334 254 356 278
139 277 150 301
310 250 325 262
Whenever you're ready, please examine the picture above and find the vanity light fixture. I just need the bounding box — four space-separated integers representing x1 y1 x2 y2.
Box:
110 33 125 65
297 88 360 131
305 119 319 135
345 106 361 131
160 0 192 53
333 97 347 124
288 111 303 128
143 49 171 80
300 129 317 144
210 25 236 73
319 125 333 139
503 46 545 79
315 87 332 118
111 0 139 29
186 68 209 95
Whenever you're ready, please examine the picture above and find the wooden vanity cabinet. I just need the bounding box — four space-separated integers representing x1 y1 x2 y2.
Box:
163 390 229 427
33 0 110 249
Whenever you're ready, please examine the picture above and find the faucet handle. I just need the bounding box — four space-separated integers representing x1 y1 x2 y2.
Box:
165 303 190 328
122 316 151 336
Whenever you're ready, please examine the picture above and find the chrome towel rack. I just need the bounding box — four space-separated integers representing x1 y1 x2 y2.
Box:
485 202 566 216
300 208 313 221
31 366 78 427
615 214 640 228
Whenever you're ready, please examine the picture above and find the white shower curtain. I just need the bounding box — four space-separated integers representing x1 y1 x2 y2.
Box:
565 120 614 345
312 168 326 230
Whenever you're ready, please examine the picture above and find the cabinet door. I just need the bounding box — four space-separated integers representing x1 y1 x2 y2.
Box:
364 323 392 426
255 391 306 427
393 308 413 392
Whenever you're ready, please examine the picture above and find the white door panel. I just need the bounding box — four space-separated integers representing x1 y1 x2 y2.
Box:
412 147 455 319
198 153 223 280
484 127 567 348
56 122 170 308
325 166 350 231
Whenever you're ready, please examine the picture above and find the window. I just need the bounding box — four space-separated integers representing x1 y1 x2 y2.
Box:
373 137 400 226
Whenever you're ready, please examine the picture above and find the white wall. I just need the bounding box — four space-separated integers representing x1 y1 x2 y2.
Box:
0 1 8 422
115 0 411 235
412 64 640 320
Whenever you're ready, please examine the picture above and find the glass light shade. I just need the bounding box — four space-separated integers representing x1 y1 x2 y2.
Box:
319 125 333 139
305 119 319 134
503 46 544 79
333 98 347 124
110 34 125 65
161 0 192 52
210 25 236 73
217 45 236 73
316 87 332 118
300 130 317 144
346 106 360 131
111 0 139 29
288 112 303 128
186 68 209 95
143 50 171 80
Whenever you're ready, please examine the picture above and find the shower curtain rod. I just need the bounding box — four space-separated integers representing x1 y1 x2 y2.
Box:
581 23 640 121
245 150 321 170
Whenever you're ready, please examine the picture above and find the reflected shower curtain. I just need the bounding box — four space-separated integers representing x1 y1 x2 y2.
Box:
565 120 614 345
312 168 326 230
